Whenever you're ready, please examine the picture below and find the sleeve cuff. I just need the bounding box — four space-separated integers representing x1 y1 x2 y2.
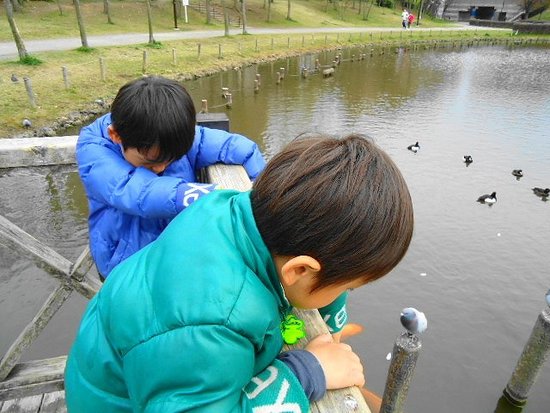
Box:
277 350 326 401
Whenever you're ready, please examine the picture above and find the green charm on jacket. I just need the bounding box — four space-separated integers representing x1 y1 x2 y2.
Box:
281 314 306 345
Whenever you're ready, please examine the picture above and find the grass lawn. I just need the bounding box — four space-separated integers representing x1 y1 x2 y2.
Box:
1 0 545 138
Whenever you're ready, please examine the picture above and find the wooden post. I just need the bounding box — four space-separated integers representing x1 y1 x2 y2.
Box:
503 305 550 407
99 57 106 82
218 43 223 59
302 35 305 47
172 48 177 66
197 43 201 60
271 37 274 49
380 332 423 413
255 73 261 87
288 37 291 49
276 71 281 85
142 50 148 73
255 38 259 52
325 34 328 45
279 67 285 79
23 77 37 108
225 93 232 108
61 66 70 89
238 42 242 54
254 79 259 93
200 99 208 113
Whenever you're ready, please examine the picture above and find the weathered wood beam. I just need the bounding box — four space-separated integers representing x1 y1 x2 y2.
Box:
0 357 65 402
0 286 72 382
0 137 78 169
0 215 98 299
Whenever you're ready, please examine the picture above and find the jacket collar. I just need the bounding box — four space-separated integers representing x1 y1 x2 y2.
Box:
231 191 290 313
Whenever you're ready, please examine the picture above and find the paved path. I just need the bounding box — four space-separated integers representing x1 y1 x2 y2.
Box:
0 24 489 60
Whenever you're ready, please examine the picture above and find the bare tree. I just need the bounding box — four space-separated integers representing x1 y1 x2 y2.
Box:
241 0 248 34
145 0 156 44
73 0 89 48
206 0 212 23
266 0 272 21
287 0 292 20
103 0 114 24
221 0 230 35
56 0 64 16
4 0 29 60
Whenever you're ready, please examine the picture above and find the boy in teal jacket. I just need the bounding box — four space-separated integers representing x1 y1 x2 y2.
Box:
65 134 414 412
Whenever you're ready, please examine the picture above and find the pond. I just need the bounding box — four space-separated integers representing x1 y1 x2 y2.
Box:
1 43 549 412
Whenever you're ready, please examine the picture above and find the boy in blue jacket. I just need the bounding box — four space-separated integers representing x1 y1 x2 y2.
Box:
76 76 265 279
66 134 414 412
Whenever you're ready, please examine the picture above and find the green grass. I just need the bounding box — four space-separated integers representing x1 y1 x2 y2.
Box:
0 0 547 138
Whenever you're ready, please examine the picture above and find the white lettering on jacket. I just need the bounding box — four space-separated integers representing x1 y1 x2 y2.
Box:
182 183 214 207
246 366 302 413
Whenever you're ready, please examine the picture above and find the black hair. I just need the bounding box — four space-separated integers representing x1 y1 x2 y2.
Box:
251 134 414 291
110 76 196 163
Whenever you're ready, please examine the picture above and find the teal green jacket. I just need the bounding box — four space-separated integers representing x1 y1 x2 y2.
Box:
65 190 348 412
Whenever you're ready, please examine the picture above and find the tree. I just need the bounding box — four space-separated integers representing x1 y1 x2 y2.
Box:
205 0 212 23
145 0 156 44
287 0 292 20
241 0 248 34
221 0 230 36
73 0 89 48
103 0 114 24
266 0 272 21
4 0 30 60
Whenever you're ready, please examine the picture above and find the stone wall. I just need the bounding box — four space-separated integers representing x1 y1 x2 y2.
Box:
469 19 550 33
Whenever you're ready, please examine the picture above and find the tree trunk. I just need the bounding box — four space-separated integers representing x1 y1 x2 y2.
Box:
103 0 114 24
222 0 230 36
205 0 212 24
266 0 272 21
145 0 155 44
11 0 22 13
4 0 29 60
364 0 374 19
287 0 292 19
56 0 64 15
241 0 248 34
73 0 89 48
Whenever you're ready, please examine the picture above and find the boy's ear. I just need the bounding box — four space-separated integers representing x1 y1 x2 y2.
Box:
280 255 321 286
108 125 122 145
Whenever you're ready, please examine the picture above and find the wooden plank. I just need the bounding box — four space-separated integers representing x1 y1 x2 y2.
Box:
39 391 66 413
0 357 65 402
0 394 42 413
0 215 73 277
205 164 370 413
0 214 98 299
69 246 93 282
0 137 78 169
0 287 72 382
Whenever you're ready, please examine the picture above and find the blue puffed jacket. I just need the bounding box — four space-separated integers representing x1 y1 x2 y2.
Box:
76 114 266 277
65 190 349 412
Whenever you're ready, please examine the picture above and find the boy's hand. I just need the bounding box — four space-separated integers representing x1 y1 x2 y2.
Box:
305 334 365 389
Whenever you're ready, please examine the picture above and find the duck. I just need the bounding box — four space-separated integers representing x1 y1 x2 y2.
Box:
463 155 473 165
532 187 550 198
407 141 420 153
22 118 32 129
512 169 523 178
11 73 19 83
477 191 497 204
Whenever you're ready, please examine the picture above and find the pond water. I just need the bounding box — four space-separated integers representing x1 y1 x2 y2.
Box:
1 43 549 412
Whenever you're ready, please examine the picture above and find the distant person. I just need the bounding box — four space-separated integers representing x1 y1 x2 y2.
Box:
65 134 414 413
402 8 409 29
408 12 415 28
76 76 265 280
